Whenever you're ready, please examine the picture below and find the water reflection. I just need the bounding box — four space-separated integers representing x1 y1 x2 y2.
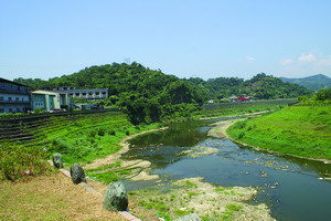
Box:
124 119 331 221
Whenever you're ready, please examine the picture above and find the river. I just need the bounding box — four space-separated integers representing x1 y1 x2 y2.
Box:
123 119 331 221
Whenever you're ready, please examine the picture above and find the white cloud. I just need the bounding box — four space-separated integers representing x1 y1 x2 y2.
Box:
298 52 317 63
278 52 331 77
280 58 293 66
245 56 256 63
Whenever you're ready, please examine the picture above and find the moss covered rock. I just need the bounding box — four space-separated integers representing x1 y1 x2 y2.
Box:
52 153 63 169
103 181 128 211
70 163 85 184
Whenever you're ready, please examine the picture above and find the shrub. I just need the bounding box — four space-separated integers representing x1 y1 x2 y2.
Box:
109 130 116 136
237 132 245 139
98 128 106 136
89 130 97 137
0 143 50 181
51 138 70 153
235 121 247 129
125 130 130 136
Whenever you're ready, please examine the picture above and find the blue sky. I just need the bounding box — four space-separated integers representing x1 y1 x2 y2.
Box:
1 0 331 80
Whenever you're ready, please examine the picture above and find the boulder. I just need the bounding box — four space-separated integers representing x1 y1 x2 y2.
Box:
70 163 86 184
103 181 128 211
175 213 201 221
52 153 64 168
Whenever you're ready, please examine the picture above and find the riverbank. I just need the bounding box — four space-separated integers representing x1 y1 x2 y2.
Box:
220 106 331 164
0 172 125 221
85 127 168 182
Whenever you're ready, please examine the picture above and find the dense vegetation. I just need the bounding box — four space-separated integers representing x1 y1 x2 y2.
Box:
188 73 310 100
299 88 331 105
227 89 331 160
14 63 310 124
281 74 331 91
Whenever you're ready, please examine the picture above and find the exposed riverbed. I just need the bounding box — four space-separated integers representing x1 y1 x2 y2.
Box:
123 118 331 221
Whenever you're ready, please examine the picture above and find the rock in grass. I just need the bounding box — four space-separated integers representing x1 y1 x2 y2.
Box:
175 213 201 221
70 163 86 184
52 153 64 168
104 181 128 211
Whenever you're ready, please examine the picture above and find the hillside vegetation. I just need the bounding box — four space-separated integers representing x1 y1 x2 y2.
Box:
227 103 331 160
188 73 310 99
14 63 310 124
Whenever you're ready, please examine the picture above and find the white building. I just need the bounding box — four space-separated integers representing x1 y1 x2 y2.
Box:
54 87 108 100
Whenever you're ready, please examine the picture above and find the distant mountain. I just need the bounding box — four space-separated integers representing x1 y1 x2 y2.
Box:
280 74 331 91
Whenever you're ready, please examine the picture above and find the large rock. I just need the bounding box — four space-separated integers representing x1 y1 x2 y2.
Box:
175 213 201 221
52 153 64 168
103 181 128 211
70 163 86 184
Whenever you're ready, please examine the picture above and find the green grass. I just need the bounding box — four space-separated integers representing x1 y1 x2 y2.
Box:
227 105 331 160
28 112 159 166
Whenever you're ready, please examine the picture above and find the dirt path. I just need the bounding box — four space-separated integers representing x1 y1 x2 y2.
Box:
208 119 241 138
207 111 269 139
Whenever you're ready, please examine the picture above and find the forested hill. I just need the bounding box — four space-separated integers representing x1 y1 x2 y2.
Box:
15 63 310 102
188 73 310 100
14 62 208 104
280 74 331 91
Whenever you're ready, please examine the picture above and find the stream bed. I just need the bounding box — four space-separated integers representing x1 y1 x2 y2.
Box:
123 119 331 221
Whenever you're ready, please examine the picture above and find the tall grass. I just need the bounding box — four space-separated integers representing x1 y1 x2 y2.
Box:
227 105 331 159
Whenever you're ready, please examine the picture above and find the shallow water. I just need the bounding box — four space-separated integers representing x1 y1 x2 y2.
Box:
123 119 331 221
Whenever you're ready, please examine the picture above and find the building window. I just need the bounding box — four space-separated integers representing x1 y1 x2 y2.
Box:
82 93 86 96
96 92 100 95
89 92 93 95
16 107 20 112
8 97 12 101
9 108 13 112
0 97 3 101
15 97 19 102
75 93 80 96
102 92 106 95
69 93 73 96
0 108 4 113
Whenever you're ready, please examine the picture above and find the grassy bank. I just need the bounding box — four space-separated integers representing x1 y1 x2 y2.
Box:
30 112 159 166
227 105 331 160
195 99 296 119
0 112 159 181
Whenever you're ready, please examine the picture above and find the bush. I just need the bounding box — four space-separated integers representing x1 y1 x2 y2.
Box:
98 128 106 136
0 143 50 181
90 130 97 137
235 121 247 129
237 132 245 139
108 130 116 136
125 130 130 136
